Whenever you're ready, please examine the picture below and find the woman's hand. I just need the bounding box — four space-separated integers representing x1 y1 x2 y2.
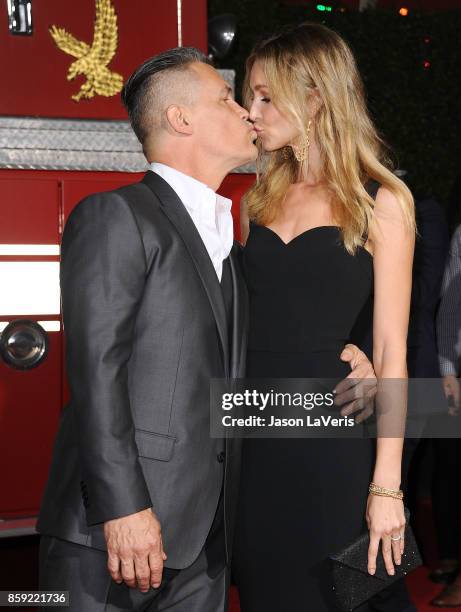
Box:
366 494 405 576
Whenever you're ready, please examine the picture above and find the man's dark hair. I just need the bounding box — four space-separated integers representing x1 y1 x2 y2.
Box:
121 47 211 145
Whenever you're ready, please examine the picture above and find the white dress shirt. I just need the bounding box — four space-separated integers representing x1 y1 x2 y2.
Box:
150 162 234 281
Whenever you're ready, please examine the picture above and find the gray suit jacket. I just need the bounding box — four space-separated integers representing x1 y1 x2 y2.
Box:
37 171 248 569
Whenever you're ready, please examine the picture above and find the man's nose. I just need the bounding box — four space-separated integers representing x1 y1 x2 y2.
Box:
233 100 250 122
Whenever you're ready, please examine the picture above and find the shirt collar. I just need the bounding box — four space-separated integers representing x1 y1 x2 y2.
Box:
149 162 232 224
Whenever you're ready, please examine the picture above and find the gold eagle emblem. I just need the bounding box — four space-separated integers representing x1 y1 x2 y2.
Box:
49 0 123 102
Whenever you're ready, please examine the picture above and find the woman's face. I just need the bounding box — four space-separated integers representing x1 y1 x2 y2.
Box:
248 60 300 152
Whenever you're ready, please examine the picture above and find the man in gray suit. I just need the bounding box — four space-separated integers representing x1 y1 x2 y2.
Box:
37 48 375 611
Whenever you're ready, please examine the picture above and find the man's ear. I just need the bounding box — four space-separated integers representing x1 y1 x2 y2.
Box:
165 104 193 135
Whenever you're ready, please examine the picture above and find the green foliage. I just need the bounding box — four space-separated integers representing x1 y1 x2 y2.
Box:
209 1 461 205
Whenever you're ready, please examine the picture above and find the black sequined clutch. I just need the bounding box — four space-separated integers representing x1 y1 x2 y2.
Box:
329 508 422 611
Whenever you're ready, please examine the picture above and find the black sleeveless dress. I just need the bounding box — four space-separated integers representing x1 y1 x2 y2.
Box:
233 202 377 611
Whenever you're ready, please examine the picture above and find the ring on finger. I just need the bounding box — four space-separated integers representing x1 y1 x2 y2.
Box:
390 534 402 541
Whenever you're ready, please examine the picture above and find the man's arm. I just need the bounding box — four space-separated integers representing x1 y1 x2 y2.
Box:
62 193 167 591
409 198 449 373
437 226 461 377
61 192 152 525
437 226 461 413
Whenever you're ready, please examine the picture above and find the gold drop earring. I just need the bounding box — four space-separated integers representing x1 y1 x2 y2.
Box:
281 147 292 160
293 119 312 163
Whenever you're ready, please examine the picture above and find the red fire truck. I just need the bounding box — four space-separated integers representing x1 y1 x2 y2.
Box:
0 0 255 538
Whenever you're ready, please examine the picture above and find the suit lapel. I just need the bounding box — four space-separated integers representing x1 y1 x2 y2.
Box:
142 171 229 376
228 243 249 379
224 243 248 563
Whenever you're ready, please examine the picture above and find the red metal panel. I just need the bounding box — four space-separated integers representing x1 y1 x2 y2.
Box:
0 174 63 517
0 178 60 244
0 0 207 120
60 172 143 220
0 333 62 516
0 169 256 236
182 0 208 48
0 169 256 225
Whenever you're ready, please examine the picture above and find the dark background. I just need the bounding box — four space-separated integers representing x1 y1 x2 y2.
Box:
209 0 461 217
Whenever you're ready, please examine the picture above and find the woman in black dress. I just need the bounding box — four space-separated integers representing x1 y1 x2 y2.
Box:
233 23 416 611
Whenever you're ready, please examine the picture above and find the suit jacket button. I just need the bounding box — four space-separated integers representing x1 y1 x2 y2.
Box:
217 451 225 463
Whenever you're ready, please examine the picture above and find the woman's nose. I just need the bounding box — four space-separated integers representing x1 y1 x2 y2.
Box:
248 100 259 122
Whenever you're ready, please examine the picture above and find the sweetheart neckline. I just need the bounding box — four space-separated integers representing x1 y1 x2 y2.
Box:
253 224 373 258
257 224 340 246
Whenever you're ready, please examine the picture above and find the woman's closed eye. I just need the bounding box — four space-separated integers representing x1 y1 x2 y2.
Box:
261 97 271 103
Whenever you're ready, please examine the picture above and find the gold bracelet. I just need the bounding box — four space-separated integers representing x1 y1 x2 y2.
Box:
369 482 404 500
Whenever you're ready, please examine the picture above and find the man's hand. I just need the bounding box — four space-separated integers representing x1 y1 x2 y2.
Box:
104 508 167 592
442 375 460 416
334 343 377 423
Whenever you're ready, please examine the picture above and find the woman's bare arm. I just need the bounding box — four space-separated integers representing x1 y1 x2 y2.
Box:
366 185 415 576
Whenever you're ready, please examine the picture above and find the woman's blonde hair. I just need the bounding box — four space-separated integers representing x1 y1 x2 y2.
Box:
243 22 415 253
